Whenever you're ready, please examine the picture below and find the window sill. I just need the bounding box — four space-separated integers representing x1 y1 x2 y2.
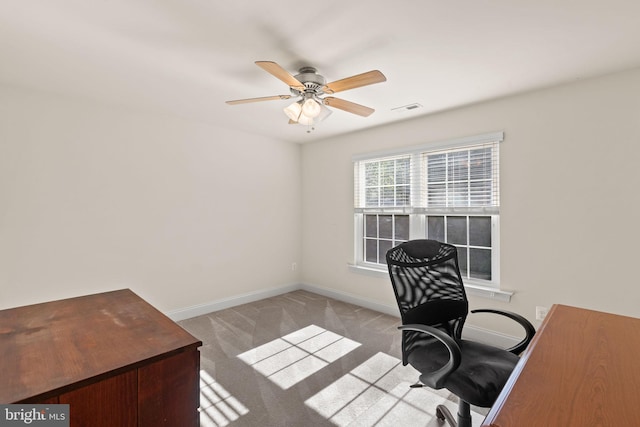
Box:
348 263 513 302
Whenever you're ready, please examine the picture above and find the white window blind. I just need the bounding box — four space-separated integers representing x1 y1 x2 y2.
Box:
354 133 501 214
421 142 499 214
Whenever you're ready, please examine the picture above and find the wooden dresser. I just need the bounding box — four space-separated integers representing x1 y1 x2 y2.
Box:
0 289 202 427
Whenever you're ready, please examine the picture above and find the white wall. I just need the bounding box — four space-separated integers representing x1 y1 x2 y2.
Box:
0 85 302 313
3 67 639 337
301 67 640 334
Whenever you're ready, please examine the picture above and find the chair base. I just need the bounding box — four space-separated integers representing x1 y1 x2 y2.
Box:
435 400 472 427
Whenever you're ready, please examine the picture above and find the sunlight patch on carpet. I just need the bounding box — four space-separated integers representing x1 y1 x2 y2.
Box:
237 324 361 389
199 369 249 427
305 352 451 426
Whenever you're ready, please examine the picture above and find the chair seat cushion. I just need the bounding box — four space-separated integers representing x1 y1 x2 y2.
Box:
407 339 520 407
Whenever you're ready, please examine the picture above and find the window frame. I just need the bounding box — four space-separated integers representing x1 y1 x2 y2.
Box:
352 132 504 291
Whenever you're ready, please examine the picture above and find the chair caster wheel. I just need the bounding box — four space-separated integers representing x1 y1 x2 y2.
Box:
435 404 458 426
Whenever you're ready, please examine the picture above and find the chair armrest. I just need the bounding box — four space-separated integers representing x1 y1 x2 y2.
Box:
470 309 536 355
398 324 461 389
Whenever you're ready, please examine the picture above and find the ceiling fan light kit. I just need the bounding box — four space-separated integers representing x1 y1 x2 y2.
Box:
283 98 332 124
226 61 386 131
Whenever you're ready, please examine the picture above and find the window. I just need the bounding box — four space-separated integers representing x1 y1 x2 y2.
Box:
354 132 502 287
364 214 409 264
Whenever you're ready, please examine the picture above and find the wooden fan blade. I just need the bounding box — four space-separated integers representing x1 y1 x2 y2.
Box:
226 95 291 105
323 97 374 117
255 61 305 91
322 70 386 94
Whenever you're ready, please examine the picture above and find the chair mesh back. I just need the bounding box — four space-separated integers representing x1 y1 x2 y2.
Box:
386 240 469 364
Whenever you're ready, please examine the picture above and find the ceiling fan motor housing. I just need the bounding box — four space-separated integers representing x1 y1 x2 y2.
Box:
291 67 326 96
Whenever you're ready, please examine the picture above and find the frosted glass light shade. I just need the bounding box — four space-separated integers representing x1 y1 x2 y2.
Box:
316 103 332 122
296 114 314 126
283 102 302 121
301 98 321 118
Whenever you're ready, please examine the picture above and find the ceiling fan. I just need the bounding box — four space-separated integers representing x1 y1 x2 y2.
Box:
226 61 386 129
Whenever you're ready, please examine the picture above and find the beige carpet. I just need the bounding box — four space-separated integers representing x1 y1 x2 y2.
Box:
178 290 486 427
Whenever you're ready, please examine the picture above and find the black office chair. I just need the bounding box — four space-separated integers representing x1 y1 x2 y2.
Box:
386 240 535 427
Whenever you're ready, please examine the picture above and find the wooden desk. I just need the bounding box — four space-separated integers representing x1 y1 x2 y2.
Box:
0 289 202 426
482 304 640 426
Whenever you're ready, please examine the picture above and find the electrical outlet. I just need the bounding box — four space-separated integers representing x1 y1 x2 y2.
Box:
535 306 549 321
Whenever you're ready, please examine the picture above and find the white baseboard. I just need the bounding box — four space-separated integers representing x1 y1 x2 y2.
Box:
165 283 300 321
301 283 521 348
166 282 521 348
299 283 401 317
462 325 521 348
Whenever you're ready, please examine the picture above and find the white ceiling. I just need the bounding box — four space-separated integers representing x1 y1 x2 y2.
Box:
2 0 640 143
